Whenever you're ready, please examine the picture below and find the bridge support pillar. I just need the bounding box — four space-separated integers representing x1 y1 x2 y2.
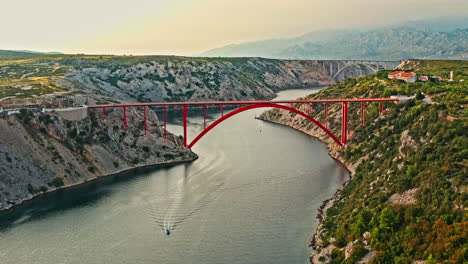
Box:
379 102 385 115
143 106 147 135
123 106 127 131
324 103 328 129
183 105 187 147
308 103 311 116
163 105 167 139
103 108 107 120
221 105 224 117
203 105 207 129
361 102 366 125
341 102 348 145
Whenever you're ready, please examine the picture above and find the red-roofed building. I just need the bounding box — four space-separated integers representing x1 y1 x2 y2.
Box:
418 76 429 82
400 72 417 83
388 71 417 83
388 71 403 79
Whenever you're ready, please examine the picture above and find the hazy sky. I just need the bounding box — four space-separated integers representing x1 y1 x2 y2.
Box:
1 0 466 55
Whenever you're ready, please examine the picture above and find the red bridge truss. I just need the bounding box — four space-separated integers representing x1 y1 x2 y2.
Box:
88 98 398 149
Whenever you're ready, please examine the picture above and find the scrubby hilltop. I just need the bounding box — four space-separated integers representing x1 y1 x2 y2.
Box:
64 57 334 102
0 55 387 105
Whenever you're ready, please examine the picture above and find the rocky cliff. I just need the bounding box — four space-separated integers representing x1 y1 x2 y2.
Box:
65 58 335 102
0 107 197 211
0 55 387 104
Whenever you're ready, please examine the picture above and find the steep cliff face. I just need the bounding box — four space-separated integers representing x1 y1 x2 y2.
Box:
0 108 197 211
66 58 334 102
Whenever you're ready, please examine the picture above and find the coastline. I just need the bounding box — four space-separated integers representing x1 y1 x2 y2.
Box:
256 116 355 263
0 155 198 213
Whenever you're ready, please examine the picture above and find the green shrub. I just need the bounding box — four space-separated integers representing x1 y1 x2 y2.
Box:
330 248 345 263
48 177 64 187
347 242 369 263
88 166 97 173
27 184 37 194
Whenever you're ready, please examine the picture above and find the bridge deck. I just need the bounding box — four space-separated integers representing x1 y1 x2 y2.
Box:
87 98 398 108
81 97 398 148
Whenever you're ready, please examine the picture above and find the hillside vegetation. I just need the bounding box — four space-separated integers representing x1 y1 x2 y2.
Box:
0 55 335 103
260 60 467 263
318 61 466 263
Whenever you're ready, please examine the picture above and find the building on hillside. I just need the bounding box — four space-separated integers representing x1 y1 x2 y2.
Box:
418 76 429 82
388 71 417 83
399 72 417 83
388 71 403 79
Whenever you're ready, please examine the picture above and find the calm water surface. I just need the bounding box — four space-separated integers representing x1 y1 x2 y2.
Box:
0 87 349 264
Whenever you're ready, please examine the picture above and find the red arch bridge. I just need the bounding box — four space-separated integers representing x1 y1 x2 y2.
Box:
88 98 398 149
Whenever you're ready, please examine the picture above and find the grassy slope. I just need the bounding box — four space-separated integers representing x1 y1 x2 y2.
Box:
306 60 467 263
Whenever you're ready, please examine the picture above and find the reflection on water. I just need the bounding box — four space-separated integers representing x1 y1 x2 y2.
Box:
0 87 349 264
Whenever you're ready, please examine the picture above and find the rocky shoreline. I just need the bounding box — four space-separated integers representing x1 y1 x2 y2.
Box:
0 107 198 211
0 156 198 213
257 109 359 263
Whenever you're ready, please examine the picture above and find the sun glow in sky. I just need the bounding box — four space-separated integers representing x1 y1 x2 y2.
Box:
1 0 466 55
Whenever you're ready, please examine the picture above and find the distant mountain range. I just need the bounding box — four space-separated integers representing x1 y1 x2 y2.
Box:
200 17 468 60
0 50 62 57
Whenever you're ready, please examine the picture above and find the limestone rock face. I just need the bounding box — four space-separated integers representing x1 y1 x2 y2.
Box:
388 188 418 205
0 108 197 210
1 56 384 104
65 58 335 102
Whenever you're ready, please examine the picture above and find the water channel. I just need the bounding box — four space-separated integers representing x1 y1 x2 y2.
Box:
0 87 349 264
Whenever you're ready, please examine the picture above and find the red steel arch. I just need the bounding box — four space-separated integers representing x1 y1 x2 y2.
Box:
188 103 343 149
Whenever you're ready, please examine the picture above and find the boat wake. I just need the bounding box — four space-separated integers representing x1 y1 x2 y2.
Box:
143 148 229 236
